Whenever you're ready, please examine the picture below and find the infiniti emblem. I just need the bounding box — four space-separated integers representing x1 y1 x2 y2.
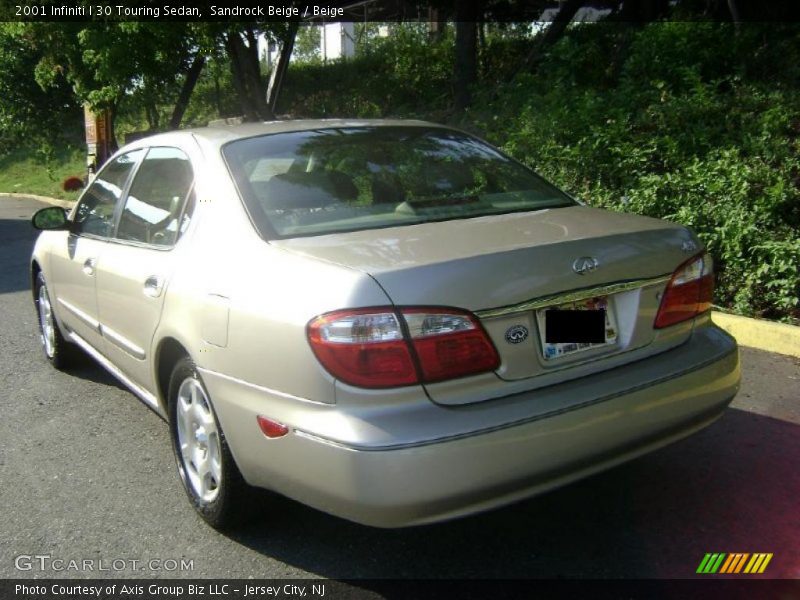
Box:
572 256 599 275
505 325 529 344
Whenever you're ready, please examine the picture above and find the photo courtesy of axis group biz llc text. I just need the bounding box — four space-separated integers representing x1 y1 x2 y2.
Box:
15 583 329 598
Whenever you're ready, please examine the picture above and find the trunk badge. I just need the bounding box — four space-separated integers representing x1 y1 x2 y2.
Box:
572 257 599 275
505 325 529 344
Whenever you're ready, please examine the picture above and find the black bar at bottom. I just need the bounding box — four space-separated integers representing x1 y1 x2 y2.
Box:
4 579 799 600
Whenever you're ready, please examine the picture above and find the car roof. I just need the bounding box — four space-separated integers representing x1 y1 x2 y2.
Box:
127 118 450 150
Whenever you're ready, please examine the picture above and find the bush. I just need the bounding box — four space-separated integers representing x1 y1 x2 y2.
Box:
281 24 454 119
479 22 800 323
61 176 83 191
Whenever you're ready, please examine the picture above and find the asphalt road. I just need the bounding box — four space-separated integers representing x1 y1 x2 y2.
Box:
1 195 798 581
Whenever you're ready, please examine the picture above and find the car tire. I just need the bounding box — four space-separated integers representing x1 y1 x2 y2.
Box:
167 356 252 530
34 271 78 370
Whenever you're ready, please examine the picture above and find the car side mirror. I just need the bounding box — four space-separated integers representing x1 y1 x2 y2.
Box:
31 206 69 231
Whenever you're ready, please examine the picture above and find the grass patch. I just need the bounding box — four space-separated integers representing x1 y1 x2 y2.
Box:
0 146 85 200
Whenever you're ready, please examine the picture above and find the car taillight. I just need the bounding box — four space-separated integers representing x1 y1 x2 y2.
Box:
307 307 500 388
307 309 417 388
403 309 500 383
654 251 714 329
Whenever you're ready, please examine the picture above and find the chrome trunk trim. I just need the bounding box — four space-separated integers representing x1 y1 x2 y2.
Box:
475 275 671 319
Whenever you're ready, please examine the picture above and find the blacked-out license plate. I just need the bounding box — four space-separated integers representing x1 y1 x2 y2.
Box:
536 296 619 360
545 309 606 343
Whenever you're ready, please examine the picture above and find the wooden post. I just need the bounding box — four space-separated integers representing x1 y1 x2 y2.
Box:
84 105 112 179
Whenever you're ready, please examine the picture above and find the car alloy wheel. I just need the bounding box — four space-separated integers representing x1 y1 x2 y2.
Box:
33 271 77 370
38 280 56 358
175 376 222 503
167 357 252 530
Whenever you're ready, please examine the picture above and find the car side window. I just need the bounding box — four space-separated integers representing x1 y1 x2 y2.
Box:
72 150 144 237
116 147 195 247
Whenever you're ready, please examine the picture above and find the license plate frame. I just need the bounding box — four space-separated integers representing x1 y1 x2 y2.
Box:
536 295 619 361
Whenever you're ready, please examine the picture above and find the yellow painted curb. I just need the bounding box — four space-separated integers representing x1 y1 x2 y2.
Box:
0 192 75 209
712 311 800 358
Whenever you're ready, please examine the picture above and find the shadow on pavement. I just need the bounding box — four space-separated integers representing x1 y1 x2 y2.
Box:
226 407 799 579
65 355 128 391
0 216 39 296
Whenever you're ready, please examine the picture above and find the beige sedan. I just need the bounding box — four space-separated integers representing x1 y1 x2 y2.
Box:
30 120 740 529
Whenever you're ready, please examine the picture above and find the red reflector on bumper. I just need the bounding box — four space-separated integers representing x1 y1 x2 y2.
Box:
257 416 289 438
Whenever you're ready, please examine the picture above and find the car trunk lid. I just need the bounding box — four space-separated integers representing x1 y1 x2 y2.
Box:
274 206 701 404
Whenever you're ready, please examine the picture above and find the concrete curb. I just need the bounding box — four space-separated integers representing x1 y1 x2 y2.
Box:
4 192 799 358
712 312 800 358
0 192 76 209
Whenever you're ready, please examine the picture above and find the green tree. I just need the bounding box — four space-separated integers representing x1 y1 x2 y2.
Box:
294 24 321 64
0 23 82 153
26 21 207 145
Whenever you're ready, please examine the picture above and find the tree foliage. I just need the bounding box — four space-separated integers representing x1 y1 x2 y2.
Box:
20 21 204 146
294 24 322 63
0 23 81 153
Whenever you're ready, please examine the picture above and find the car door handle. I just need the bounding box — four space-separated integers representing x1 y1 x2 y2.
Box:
143 275 164 298
82 258 96 276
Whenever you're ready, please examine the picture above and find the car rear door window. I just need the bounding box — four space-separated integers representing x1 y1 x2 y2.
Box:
73 150 144 237
116 147 194 247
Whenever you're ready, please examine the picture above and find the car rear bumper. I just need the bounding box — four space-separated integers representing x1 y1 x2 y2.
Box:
203 322 739 527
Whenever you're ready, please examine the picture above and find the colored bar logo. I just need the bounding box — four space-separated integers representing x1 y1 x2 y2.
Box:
696 553 773 574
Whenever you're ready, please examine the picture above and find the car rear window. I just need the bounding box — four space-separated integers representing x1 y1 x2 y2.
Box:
222 126 576 239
